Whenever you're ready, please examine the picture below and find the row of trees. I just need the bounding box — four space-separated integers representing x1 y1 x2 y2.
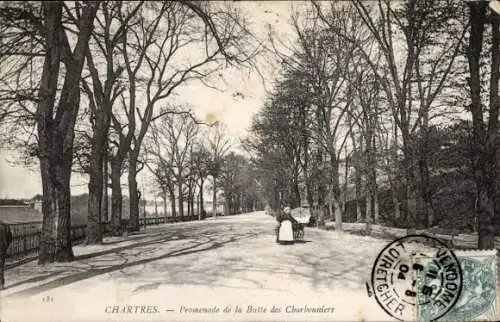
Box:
247 1 500 249
0 1 260 263
145 116 263 220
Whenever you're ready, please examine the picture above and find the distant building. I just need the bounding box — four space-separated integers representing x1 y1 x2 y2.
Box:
30 194 43 213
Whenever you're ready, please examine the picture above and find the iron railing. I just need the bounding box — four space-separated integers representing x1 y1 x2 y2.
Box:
5 215 203 260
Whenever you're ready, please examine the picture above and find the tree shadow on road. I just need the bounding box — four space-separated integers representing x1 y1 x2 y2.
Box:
5 221 376 298
75 233 184 261
5 256 38 270
117 230 368 295
3 271 63 290
6 229 258 298
127 250 280 294
74 222 234 261
123 239 371 296
100 232 158 246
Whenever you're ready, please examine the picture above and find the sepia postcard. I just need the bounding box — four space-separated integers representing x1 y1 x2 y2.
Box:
1 1 500 321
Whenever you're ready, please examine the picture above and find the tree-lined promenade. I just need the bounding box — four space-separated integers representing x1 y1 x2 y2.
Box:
0 0 499 268
1 211 391 322
0 1 262 263
246 1 500 249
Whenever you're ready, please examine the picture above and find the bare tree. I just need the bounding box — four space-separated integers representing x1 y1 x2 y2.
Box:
162 109 199 218
111 1 257 231
144 121 177 221
466 2 499 249
287 4 366 230
105 2 166 235
80 1 142 244
0 2 43 151
38 2 98 262
205 123 231 217
0 1 99 262
190 143 211 219
312 0 468 228
220 152 257 215
349 57 384 224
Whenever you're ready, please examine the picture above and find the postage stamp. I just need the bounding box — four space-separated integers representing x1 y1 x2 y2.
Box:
416 249 498 322
372 235 499 321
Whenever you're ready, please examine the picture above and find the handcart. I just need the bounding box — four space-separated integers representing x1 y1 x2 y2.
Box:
290 207 311 241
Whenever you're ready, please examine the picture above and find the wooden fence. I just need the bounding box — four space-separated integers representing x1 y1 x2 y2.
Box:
5 215 202 261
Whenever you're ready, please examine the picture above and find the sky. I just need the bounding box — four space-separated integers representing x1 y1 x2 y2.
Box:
0 1 299 199
0 1 472 200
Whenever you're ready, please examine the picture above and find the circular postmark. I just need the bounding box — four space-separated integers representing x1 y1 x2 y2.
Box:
371 235 463 321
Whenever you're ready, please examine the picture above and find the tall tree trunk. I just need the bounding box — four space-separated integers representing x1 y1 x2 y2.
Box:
484 4 499 247
351 127 363 222
328 187 334 221
39 156 74 263
37 2 97 264
169 185 176 219
371 135 380 224
199 179 205 214
240 193 244 213
212 175 217 217
417 107 433 228
87 111 108 244
343 147 349 215
178 181 184 218
293 176 301 208
365 192 372 223
420 154 434 228
317 206 325 228
224 192 230 216
128 154 140 231
306 181 314 208
366 126 377 224
87 150 103 243
39 95 81 259
191 186 195 217
406 182 417 229
154 198 158 218
391 184 400 220
403 137 417 227
37 2 65 264
467 2 498 249
331 158 343 231
317 164 327 228
103 149 109 223
162 191 167 218
333 197 343 232
355 177 363 222
189 183 194 216
187 182 192 216
273 182 280 213
392 125 401 220
197 193 201 220
110 158 122 236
